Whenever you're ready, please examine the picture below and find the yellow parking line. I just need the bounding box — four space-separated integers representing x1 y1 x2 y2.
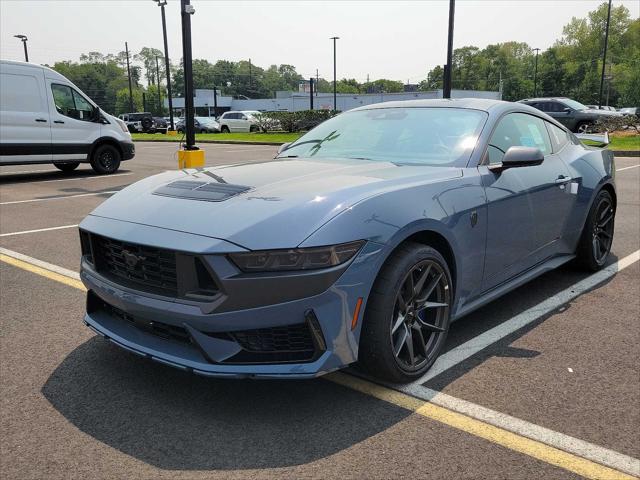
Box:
328 373 637 480
0 254 86 291
1 251 637 479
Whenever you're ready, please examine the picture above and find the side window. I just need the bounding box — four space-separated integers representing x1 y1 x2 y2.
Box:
546 122 570 151
547 102 564 113
532 102 547 112
51 84 94 121
220 113 229 120
487 113 552 164
240 114 248 120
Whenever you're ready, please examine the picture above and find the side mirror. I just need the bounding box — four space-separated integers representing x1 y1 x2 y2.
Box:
489 146 544 172
91 106 101 122
277 142 291 155
562 107 572 113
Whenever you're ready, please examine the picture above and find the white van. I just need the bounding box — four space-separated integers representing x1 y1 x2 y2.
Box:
0 60 134 174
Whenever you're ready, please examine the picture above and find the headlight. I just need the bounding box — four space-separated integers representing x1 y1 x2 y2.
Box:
116 118 129 134
229 240 365 273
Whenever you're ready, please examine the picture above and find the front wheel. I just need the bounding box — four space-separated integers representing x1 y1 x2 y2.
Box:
90 144 121 174
575 190 615 271
220 125 230 133
53 162 79 172
359 243 453 383
575 121 592 134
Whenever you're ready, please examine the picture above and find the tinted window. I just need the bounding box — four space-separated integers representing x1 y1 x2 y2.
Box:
487 113 552 164
51 84 94 121
545 102 565 113
279 107 487 167
546 122 569 151
532 102 548 112
0 73 43 112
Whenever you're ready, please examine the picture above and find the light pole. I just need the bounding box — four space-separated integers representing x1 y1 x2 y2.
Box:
155 55 162 114
598 0 612 108
14 35 28 62
330 36 339 111
532 47 540 97
154 0 175 130
125 42 134 112
443 0 455 99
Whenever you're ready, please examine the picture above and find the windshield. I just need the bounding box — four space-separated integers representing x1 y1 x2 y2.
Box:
277 107 487 166
561 99 588 111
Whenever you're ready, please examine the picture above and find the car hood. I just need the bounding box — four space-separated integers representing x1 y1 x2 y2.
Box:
88 158 462 250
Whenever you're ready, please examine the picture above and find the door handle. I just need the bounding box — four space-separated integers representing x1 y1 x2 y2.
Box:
555 175 572 184
54 120 65 124
35 118 48 122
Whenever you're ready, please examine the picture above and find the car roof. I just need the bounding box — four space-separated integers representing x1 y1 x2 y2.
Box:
518 97 571 103
351 98 514 113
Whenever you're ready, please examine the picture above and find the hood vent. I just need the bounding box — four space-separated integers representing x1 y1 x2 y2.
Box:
153 180 251 202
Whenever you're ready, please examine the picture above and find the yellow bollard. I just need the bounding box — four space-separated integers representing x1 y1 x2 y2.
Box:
166 130 178 136
178 148 205 169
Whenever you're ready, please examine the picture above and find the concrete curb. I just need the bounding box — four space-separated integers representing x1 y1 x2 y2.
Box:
612 150 640 157
133 139 285 146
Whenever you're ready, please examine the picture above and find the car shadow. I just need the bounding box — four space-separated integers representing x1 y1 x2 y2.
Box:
0 168 132 185
41 338 409 471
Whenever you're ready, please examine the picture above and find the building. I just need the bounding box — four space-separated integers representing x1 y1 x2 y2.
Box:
166 88 501 117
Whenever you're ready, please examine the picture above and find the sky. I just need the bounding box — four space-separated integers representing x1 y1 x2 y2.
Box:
1 0 639 85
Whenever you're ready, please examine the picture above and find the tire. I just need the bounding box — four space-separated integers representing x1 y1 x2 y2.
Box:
221 125 230 133
141 117 153 132
250 125 259 133
90 144 121 174
53 162 79 172
575 189 615 271
575 121 591 134
358 243 453 383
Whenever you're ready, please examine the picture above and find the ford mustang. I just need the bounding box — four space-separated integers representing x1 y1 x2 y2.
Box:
79 99 615 382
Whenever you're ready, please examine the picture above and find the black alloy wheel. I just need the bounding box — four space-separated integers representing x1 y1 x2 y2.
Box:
576 189 615 271
90 144 121 174
359 243 453 383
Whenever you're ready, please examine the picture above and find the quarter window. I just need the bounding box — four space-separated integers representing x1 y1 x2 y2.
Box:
51 84 94 121
546 122 569 151
487 113 552 164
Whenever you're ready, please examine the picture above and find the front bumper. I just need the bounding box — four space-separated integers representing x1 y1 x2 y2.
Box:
119 140 135 160
79 216 384 378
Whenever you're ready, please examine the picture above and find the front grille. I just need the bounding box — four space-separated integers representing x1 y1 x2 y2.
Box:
92 234 178 297
231 324 315 353
108 302 191 344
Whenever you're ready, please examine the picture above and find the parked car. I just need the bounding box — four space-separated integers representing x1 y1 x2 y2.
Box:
0 60 134 174
175 117 220 133
217 110 261 133
586 105 617 112
79 99 616 382
518 97 621 133
619 107 638 116
118 112 155 133
153 117 168 134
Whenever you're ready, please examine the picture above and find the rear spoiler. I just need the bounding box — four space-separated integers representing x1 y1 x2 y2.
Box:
576 131 609 147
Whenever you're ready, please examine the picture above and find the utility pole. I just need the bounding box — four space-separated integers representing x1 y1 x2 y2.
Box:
309 77 314 110
155 55 162 114
142 91 147 112
330 36 339 111
532 48 540 97
213 86 218 117
443 0 455 98
249 58 252 92
178 0 204 167
598 0 612 108
155 0 175 130
125 42 134 112
316 69 319 96
14 35 28 62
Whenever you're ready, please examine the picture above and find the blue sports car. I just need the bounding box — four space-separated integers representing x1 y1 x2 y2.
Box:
79 99 615 382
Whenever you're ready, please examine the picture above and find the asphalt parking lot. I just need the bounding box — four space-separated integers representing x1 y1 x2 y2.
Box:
1 143 638 480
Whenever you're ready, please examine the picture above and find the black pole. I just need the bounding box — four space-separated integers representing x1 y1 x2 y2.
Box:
125 41 134 112
213 86 218 117
309 77 314 110
533 48 540 97
155 55 162 114
180 0 196 149
443 0 455 98
159 1 175 129
142 91 147 112
598 0 612 108
22 39 29 62
249 58 252 92
331 36 339 111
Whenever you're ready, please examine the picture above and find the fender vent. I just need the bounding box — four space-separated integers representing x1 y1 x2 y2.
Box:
153 180 251 202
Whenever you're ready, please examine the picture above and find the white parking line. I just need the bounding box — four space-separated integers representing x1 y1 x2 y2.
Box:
24 173 133 184
0 168 58 175
0 190 119 205
397 250 639 389
616 164 640 172
0 224 79 237
0 247 80 280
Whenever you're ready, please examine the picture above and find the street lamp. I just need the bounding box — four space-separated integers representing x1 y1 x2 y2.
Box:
443 0 455 99
598 0 612 108
155 55 163 114
330 36 339 111
154 0 175 130
532 47 540 97
14 35 28 62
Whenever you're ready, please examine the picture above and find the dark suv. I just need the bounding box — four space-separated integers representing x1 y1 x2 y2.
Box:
517 97 621 133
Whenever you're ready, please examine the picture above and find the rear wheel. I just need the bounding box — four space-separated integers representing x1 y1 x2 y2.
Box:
575 190 615 271
249 125 259 133
53 162 79 172
90 144 121 174
359 243 452 383
575 121 591 134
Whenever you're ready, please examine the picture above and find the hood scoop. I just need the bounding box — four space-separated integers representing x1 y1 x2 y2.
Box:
153 180 251 202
